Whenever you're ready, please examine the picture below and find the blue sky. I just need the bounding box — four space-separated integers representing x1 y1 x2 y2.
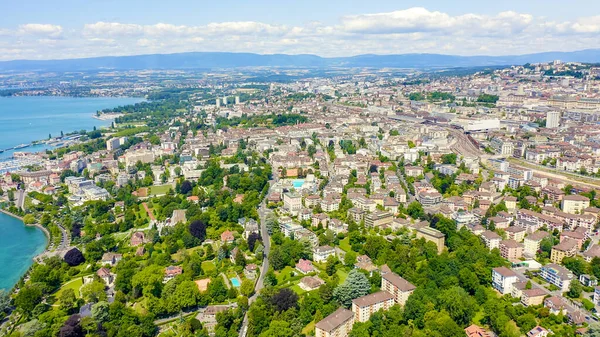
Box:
1 0 600 60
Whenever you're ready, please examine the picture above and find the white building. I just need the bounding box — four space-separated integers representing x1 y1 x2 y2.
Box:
492 267 519 295
546 111 560 128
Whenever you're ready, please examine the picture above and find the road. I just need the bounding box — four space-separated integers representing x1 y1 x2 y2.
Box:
239 181 273 337
16 189 25 210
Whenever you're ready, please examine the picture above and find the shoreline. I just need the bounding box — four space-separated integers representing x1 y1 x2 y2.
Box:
0 208 51 241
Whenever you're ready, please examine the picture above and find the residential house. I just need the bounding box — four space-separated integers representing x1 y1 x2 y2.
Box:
313 246 336 263
296 259 315 274
164 266 183 283
299 276 325 292
521 288 547 306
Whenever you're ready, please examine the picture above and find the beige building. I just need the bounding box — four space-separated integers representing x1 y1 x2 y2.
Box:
561 195 590 214
550 239 578 264
381 272 416 306
124 150 155 168
523 231 550 257
499 240 524 260
365 211 394 228
283 192 302 215
352 291 395 323
416 227 445 254
521 288 547 306
315 308 354 337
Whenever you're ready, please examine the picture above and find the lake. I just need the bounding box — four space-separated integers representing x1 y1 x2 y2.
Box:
0 212 48 290
0 96 144 159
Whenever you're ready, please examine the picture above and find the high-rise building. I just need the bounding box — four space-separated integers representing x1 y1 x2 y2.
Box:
546 111 560 128
223 97 228 105
235 96 240 104
216 98 221 108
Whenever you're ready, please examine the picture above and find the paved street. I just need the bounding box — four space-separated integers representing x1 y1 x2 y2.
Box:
239 180 273 337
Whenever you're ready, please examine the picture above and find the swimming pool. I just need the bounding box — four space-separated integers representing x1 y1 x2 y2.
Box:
230 277 241 287
292 179 304 188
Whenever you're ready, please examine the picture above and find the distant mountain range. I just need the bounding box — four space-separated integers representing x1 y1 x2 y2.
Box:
2 49 600 72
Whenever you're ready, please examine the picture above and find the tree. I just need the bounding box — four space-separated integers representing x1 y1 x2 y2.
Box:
437 286 477 326
181 180 193 194
81 281 107 303
248 232 261 252
241 279 255 297
407 201 425 219
189 219 207 242
568 280 583 298
235 249 246 267
91 301 110 322
59 314 84 337
64 248 85 266
270 288 298 312
334 269 371 307
59 288 78 313
0 290 10 314
22 213 35 224
14 284 43 314
325 255 338 276
344 251 357 267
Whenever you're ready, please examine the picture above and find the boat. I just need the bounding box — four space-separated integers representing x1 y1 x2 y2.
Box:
13 144 30 150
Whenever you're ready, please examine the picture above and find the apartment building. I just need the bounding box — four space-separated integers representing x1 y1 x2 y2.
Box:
540 263 574 292
550 239 578 264
352 291 395 323
523 231 550 257
315 308 354 337
499 240 524 260
381 272 416 306
480 230 502 250
561 195 590 214
492 267 519 295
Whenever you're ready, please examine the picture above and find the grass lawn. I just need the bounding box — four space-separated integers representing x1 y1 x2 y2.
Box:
302 321 315 335
336 268 349 284
339 237 351 252
290 284 306 295
472 309 485 325
150 184 174 196
55 278 84 299
276 266 296 284
202 260 217 273
171 246 204 262
132 299 148 316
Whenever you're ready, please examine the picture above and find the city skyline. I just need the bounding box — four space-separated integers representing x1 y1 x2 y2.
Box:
2 1 600 61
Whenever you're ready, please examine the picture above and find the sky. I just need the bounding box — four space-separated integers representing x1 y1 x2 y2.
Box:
1 0 600 61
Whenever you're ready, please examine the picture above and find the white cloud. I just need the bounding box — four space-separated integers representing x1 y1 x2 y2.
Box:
18 24 63 38
2 8 600 61
340 7 533 36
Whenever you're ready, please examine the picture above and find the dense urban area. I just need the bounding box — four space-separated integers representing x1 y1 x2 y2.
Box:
3 61 600 337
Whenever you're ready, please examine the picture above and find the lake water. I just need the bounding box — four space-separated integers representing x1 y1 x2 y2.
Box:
0 96 144 159
0 212 47 290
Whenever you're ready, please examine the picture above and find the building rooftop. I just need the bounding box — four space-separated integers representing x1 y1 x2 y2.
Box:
352 291 394 308
315 308 354 333
382 272 416 292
